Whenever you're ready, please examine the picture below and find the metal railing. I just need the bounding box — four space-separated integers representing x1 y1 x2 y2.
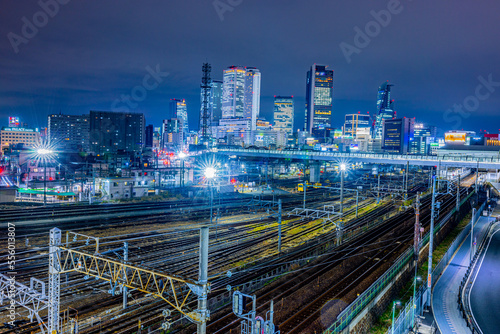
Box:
385 285 427 334
459 204 495 334
322 191 475 333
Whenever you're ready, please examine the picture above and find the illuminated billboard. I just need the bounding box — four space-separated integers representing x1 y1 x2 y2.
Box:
444 131 473 144
9 117 19 128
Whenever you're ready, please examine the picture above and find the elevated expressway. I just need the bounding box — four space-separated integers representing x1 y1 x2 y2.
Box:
216 148 500 169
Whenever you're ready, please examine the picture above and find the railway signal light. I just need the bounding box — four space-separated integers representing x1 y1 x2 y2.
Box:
232 291 247 316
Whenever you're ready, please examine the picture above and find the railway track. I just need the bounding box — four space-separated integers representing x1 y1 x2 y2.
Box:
0 174 435 334
206 190 466 334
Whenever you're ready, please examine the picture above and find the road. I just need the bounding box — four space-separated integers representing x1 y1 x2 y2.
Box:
470 226 500 334
432 215 492 334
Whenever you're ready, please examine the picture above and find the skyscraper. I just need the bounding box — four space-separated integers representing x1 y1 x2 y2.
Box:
170 99 188 135
273 96 294 138
374 82 396 139
305 64 334 134
382 118 414 154
244 68 261 130
222 66 246 119
210 80 223 124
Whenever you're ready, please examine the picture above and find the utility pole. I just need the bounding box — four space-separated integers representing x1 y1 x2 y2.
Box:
377 173 381 204
414 193 421 255
44 159 47 205
197 226 209 334
123 242 128 309
456 175 461 212
426 176 437 305
278 199 282 254
475 161 479 203
470 208 476 263
405 161 409 200
303 163 307 209
412 193 421 326
48 228 62 334
355 190 359 218
340 165 345 215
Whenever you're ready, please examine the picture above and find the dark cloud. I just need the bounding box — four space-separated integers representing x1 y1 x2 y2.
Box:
1 0 499 132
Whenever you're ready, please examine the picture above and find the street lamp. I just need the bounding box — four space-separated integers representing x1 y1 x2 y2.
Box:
391 300 401 334
37 148 53 206
204 167 217 239
411 275 422 327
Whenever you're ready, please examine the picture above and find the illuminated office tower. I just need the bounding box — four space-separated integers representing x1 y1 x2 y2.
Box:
222 66 246 119
374 82 396 139
273 96 294 138
305 64 334 134
244 68 261 130
170 99 188 137
211 80 223 124
382 118 414 154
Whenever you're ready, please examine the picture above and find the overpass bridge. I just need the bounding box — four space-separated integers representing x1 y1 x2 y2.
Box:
215 148 500 169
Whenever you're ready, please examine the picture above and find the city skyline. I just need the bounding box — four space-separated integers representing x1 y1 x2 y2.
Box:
1 1 500 134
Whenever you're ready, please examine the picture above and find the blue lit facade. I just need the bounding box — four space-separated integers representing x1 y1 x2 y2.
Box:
374 82 396 139
305 64 333 134
382 118 414 154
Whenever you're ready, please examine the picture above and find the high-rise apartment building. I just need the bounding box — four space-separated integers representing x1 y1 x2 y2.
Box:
48 113 90 151
89 110 145 154
244 68 261 130
273 96 294 138
305 64 334 134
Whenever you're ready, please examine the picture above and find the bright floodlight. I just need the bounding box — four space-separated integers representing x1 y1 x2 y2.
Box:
37 148 52 155
178 152 187 159
340 163 347 171
204 167 216 179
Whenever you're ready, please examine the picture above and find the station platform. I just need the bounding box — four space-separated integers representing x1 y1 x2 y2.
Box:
432 214 494 334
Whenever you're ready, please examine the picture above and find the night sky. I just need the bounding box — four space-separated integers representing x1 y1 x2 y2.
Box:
1 0 499 135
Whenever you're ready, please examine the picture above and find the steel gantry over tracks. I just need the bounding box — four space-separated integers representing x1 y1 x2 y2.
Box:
0 274 48 333
47 228 210 334
215 148 500 169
